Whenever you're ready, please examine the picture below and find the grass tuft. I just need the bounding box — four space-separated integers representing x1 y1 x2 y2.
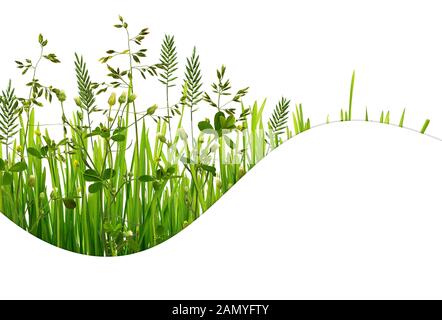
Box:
0 18 433 256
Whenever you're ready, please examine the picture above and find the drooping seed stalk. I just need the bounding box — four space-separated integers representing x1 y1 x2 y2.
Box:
15 45 44 206
22 45 44 154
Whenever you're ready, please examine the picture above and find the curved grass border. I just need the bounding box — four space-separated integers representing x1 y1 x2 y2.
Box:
0 17 431 256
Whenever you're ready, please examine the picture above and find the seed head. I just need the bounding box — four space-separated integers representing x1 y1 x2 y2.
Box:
124 230 133 238
146 104 158 115
127 94 137 103
108 92 116 106
50 188 58 200
216 178 222 189
56 90 67 103
28 175 36 188
73 160 80 168
118 92 127 105
74 96 82 107
177 128 188 141
210 142 219 153
39 192 45 200
157 133 167 144
35 130 41 137
16 145 23 153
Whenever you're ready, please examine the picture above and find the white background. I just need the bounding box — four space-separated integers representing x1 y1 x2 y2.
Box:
1 0 442 299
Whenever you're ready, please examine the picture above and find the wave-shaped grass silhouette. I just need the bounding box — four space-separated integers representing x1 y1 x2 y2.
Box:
0 17 432 256
0 117 436 253
3 122 442 299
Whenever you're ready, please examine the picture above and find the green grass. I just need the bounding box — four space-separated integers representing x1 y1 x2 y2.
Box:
0 18 432 256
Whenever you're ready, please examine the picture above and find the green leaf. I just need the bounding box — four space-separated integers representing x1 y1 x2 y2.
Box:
102 168 116 180
84 169 101 182
111 134 126 142
1 172 12 185
166 166 176 175
40 146 48 157
0 159 5 171
85 132 100 138
99 130 111 139
43 53 61 63
43 135 52 146
88 182 103 193
62 198 77 209
139 175 156 183
198 121 213 132
201 164 216 176
225 115 236 129
27 147 42 159
214 111 226 131
113 126 126 135
9 162 27 172
224 136 236 149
